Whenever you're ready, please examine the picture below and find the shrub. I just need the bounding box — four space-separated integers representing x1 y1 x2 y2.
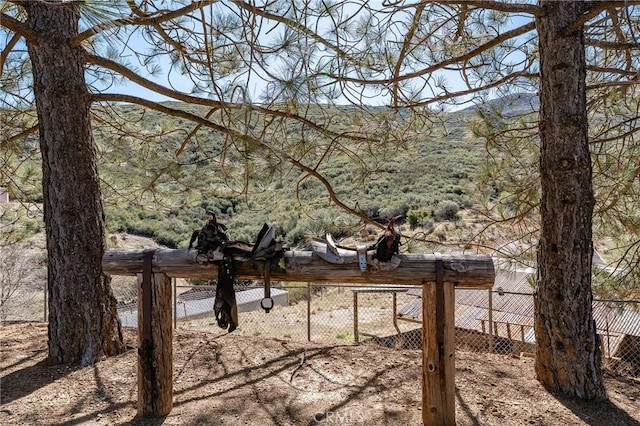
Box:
407 207 432 230
433 200 460 222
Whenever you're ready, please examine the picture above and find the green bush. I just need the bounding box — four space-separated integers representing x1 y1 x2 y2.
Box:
407 207 432 230
433 200 460 222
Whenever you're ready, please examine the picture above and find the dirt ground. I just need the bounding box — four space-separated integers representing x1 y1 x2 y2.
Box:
1 323 639 426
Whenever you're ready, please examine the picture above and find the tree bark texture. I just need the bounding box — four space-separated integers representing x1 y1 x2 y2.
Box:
535 0 605 399
24 2 125 365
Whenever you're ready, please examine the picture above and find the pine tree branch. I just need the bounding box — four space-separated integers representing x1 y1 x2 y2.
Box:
0 32 22 77
84 52 224 107
324 21 536 85
425 0 542 16
85 53 376 146
1 124 39 149
406 71 538 108
72 0 220 46
587 79 640 90
587 65 639 77
392 3 427 109
586 39 640 50
230 0 357 65
91 93 377 227
0 12 36 40
563 1 640 36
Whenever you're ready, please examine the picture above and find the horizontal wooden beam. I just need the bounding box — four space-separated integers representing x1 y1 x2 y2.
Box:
103 249 495 288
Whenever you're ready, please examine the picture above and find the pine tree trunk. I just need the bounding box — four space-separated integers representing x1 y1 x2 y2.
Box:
534 0 605 399
25 2 125 365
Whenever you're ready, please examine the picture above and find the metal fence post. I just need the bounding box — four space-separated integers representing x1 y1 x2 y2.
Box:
307 282 311 341
488 289 493 353
354 291 359 343
392 292 401 335
173 278 177 330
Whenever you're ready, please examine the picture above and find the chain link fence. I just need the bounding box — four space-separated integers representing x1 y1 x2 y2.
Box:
2 273 639 378
172 282 423 346
164 279 640 378
108 277 635 377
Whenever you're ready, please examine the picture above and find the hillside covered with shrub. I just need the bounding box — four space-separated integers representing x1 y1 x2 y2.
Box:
4 102 488 249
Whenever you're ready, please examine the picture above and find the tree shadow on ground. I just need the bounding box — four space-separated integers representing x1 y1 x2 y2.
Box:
555 393 640 426
1 353 139 426
0 355 72 404
304 365 399 426
1 348 47 372
455 387 481 426
168 337 415 426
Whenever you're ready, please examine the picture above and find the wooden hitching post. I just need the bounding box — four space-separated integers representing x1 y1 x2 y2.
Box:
102 249 495 422
422 256 456 426
137 250 173 417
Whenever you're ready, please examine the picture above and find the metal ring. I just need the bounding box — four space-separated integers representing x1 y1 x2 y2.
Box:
261 297 274 312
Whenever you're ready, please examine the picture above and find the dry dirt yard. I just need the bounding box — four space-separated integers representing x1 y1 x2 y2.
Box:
1 323 639 426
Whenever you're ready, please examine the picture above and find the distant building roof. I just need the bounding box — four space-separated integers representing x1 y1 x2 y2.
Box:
398 266 640 357
592 249 607 267
120 287 289 327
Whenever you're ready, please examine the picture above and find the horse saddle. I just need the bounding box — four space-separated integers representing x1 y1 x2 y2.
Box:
189 214 286 332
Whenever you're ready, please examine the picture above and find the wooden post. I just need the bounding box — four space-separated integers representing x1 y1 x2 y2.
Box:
137 250 172 417
422 257 455 426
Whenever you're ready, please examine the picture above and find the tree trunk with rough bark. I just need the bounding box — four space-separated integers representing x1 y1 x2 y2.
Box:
24 1 125 365
534 0 606 400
